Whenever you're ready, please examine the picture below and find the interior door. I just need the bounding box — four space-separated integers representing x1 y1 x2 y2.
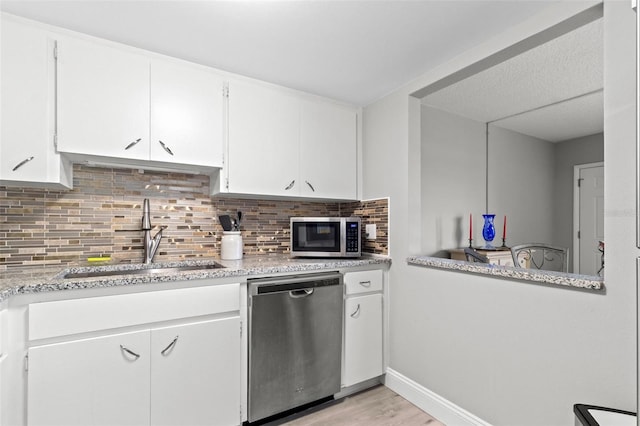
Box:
575 163 604 275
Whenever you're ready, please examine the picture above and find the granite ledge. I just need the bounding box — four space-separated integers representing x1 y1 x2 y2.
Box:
406 255 603 291
0 255 392 304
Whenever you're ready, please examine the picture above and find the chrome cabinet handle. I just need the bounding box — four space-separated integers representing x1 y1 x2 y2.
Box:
359 280 372 287
124 138 142 150
350 304 361 318
120 344 141 360
285 180 295 190
305 181 315 192
12 156 34 171
158 140 174 156
160 336 179 356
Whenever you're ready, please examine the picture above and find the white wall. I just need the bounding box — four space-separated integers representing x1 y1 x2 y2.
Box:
363 1 635 425
488 125 556 247
420 106 558 254
420 106 485 255
553 133 604 263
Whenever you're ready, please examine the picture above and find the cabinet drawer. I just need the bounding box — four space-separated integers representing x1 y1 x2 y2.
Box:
344 270 383 295
29 283 240 341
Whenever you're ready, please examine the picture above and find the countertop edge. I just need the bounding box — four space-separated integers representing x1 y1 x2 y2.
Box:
406 256 603 291
0 256 392 304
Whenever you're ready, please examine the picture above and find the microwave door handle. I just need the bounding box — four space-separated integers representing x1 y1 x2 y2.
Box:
340 221 346 254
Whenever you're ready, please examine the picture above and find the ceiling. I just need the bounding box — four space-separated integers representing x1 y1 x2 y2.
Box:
422 18 603 142
0 0 563 107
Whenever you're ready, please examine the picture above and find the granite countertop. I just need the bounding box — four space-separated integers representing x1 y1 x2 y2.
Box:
0 255 391 304
407 255 603 291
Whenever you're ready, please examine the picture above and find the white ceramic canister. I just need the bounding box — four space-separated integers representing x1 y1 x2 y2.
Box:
221 231 243 260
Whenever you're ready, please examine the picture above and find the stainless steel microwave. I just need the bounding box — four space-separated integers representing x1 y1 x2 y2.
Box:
290 217 361 258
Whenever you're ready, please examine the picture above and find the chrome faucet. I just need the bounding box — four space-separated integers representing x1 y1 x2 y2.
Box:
141 198 163 264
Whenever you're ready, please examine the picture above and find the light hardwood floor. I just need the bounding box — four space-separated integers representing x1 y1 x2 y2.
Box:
274 385 445 426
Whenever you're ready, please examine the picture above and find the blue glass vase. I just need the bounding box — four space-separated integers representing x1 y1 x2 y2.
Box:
482 214 496 246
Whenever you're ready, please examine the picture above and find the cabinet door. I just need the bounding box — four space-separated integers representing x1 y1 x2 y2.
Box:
0 19 71 187
227 80 300 196
300 100 357 199
27 330 150 426
150 60 224 167
343 293 383 387
57 36 150 160
150 317 241 426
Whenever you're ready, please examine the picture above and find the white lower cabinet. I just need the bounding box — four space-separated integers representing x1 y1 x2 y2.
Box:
343 294 383 387
27 330 151 426
28 317 240 426
150 318 241 426
26 284 242 426
342 270 384 388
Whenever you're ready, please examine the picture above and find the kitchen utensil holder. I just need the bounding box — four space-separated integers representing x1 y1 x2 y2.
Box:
221 231 243 260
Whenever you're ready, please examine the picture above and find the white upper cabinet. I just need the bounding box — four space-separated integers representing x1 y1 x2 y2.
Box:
300 99 357 199
0 18 72 188
220 78 358 200
3 15 354 193
226 79 300 196
57 35 151 161
56 36 223 169
150 59 224 168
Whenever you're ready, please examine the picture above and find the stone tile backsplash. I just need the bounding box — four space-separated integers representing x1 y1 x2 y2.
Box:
0 165 388 269
341 198 389 256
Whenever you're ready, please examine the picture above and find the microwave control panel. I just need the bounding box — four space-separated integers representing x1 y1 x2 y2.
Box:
346 221 360 253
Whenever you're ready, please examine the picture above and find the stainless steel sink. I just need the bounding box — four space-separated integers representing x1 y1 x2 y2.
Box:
62 263 225 279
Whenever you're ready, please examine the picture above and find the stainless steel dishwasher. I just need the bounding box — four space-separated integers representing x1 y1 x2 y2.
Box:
248 272 343 423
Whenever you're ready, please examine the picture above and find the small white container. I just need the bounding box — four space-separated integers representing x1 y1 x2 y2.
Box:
221 231 243 260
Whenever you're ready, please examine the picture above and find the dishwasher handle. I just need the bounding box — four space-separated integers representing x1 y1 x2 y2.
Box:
249 272 342 296
289 288 314 298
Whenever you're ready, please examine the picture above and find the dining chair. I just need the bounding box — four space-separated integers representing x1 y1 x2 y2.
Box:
510 244 569 272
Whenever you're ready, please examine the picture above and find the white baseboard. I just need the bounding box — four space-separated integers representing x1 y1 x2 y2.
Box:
384 368 493 426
